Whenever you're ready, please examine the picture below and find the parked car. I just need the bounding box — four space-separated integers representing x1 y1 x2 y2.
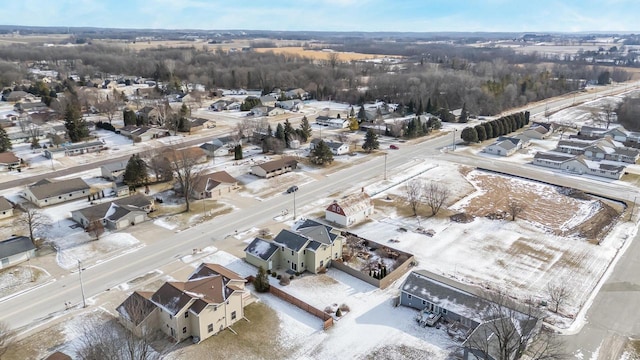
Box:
390 144 399 150
286 185 299 193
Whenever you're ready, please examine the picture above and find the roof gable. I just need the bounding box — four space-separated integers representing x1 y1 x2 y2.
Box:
274 229 310 252
244 238 279 261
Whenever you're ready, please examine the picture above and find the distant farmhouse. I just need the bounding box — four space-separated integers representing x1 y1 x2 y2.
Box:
22 178 91 207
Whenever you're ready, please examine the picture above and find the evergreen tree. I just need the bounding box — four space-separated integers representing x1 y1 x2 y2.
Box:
426 98 433 113
357 105 367 122
64 102 89 142
123 108 137 126
483 122 494 139
416 99 424 116
427 117 442 130
123 154 148 187
254 266 270 293
336 308 342 317
459 103 469 123
461 127 479 143
362 129 380 153
299 116 312 140
275 123 286 145
475 125 487 142
310 140 334 165
283 119 295 148
266 124 273 137
349 106 355 119
234 144 243 160
0 127 12 152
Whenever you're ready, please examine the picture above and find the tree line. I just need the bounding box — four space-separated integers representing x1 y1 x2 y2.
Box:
460 111 530 143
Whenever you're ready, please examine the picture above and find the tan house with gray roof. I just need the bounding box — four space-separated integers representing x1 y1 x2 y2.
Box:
117 263 249 344
0 196 14 220
325 192 374 227
22 178 91 207
189 171 239 200
250 156 297 178
70 194 154 230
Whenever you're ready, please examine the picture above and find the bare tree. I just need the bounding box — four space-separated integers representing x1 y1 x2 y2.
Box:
0 322 15 360
166 147 204 212
143 148 173 183
602 103 615 129
507 199 525 221
96 95 119 124
86 218 105 241
463 292 555 360
15 206 50 246
424 182 450 216
405 179 422 216
521 328 567 360
547 281 570 313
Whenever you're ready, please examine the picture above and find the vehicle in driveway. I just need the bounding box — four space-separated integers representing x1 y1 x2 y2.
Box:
390 144 399 150
286 185 299 193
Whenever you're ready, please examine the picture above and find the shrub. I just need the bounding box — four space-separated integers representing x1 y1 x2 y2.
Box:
336 308 343 317
279 276 290 286
317 266 327 274
266 269 272 275
254 266 270 293
289 275 294 280
339 303 350 312
271 272 277 278
295 272 301 276
276 274 282 280
324 306 332 314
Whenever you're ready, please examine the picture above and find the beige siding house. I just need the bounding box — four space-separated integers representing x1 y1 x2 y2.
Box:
250 157 298 178
325 192 374 227
0 236 36 270
117 263 249 344
22 178 91 207
244 219 344 274
190 171 240 200
0 196 14 219
70 194 154 230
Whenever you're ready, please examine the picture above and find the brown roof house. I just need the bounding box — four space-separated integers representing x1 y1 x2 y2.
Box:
0 152 21 171
22 178 91 207
325 192 374 227
250 156 297 178
190 171 239 200
117 263 249 343
0 196 14 220
70 194 154 231
162 147 208 165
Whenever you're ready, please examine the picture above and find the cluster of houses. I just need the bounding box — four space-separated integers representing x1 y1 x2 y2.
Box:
483 122 553 157
532 125 639 179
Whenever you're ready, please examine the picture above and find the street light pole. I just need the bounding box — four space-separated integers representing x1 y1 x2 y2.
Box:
293 189 297 220
384 152 388 180
78 260 86 308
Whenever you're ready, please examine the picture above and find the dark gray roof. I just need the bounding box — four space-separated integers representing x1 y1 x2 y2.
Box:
101 161 128 173
295 219 337 245
273 229 310 252
199 143 222 152
0 236 35 258
63 141 104 151
401 270 494 323
28 178 90 200
497 136 521 146
306 241 322 251
116 291 156 326
73 194 152 221
244 238 279 261
533 152 573 162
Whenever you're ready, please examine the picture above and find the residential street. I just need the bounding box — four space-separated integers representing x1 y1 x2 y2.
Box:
0 82 639 360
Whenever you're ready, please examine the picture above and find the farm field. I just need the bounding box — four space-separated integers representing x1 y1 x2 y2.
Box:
254 46 402 61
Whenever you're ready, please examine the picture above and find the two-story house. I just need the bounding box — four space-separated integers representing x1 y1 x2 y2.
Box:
244 220 344 274
117 263 249 344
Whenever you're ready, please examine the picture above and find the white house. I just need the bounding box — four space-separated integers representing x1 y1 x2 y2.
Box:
0 152 21 171
325 192 374 227
22 178 91 207
310 139 350 155
101 161 128 182
561 155 625 180
71 194 154 231
484 139 518 156
0 236 36 270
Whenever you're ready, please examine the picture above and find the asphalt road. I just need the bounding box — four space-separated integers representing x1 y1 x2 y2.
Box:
1 82 640 357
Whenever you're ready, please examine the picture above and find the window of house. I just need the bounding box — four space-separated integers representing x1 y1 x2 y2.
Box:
182 327 187 334
208 324 213 333
231 311 237 320
291 250 294 256
301 262 304 268
303 250 306 255
422 300 426 305
169 314 172 319
442 309 447 314
408 294 412 299
281 247 284 252
69 193 72 197
214 306 217 311
58 196 62 199
185 312 189 318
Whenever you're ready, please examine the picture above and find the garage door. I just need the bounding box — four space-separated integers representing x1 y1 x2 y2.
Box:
134 215 144 223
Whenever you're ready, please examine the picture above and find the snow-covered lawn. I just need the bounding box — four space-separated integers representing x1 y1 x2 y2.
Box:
56 232 143 270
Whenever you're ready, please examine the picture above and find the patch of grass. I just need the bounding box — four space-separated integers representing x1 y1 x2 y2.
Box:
363 344 437 360
168 302 289 360
507 238 555 263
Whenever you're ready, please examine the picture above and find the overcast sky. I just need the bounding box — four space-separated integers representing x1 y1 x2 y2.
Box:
1 0 638 33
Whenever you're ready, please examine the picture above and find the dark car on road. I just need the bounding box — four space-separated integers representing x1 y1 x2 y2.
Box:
286 185 299 193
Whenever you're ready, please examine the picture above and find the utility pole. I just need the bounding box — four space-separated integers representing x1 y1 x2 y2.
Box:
78 260 86 308
384 152 388 180
293 188 297 220
452 129 457 151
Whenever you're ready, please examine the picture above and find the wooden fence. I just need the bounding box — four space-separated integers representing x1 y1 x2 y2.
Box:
246 276 333 330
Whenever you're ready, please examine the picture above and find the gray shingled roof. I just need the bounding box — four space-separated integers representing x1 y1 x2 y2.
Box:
244 238 279 261
116 291 156 326
74 194 152 221
0 236 35 259
27 178 90 200
273 229 310 252
533 152 574 162
101 161 128 173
